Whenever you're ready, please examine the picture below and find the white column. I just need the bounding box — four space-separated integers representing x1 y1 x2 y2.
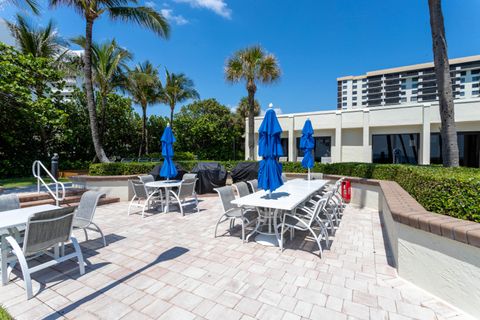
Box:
334 111 342 163
363 109 371 163
421 104 431 165
288 116 295 161
244 118 250 160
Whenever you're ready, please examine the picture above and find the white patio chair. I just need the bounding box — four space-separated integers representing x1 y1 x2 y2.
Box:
169 174 199 216
280 197 330 257
233 181 251 197
247 179 258 193
128 180 163 218
306 191 338 232
4 207 85 300
214 186 257 242
73 191 107 247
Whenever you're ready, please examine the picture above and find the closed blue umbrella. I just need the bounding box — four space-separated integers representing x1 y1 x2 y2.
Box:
160 124 178 179
300 118 315 180
258 104 284 194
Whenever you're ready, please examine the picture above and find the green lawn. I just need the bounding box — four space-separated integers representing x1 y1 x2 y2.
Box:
0 177 70 189
0 306 12 320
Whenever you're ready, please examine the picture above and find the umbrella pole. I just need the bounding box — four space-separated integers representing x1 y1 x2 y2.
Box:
308 168 311 181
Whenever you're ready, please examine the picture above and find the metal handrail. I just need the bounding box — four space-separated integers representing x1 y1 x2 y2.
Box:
32 160 65 206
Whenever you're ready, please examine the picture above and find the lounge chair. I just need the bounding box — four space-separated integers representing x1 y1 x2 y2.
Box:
73 191 107 247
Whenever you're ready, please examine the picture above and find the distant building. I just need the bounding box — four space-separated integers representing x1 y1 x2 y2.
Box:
337 55 480 110
247 56 480 168
55 49 84 101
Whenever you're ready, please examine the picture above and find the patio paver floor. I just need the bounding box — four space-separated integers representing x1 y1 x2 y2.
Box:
0 196 472 320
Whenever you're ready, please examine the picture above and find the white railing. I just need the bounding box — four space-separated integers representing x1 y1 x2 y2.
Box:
32 160 65 206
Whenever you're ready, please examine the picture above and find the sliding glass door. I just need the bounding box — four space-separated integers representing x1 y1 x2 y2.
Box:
372 133 419 164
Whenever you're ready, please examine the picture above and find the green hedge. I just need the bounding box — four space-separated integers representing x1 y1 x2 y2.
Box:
89 161 480 222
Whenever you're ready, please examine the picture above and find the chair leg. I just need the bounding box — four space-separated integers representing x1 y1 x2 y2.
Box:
128 197 136 216
194 194 200 213
241 219 245 243
214 215 227 238
280 223 286 252
90 222 107 247
141 202 147 218
169 191 183 216
71 236 85 275
307 227 323 258
83 228 89 241
6 236 33 299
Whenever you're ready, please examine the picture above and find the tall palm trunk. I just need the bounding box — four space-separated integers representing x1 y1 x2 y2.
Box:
139 103 147 157
428 0 459 167
84 18 109 163
170 104 175 129
100 93 107 141
247 81 256 160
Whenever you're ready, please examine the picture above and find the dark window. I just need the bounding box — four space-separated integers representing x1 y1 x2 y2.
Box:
372 134 419 164
431 132 480 167
280 138 288 157
296 136 331 162
353 102 357 106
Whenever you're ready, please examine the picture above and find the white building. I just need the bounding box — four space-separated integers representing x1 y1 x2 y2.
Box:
337 55 480 110
246 98 480 167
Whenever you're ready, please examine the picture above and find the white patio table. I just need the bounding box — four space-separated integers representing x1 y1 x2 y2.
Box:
145 180 182 213
0 204 60 285
231 179 328 248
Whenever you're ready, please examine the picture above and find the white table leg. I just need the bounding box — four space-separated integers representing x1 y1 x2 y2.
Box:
273 209 283 250
1 235 8 285
164 187 170 213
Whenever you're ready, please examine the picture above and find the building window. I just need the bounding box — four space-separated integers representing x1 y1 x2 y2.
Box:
372 134 419 164
473 83 479 88
411 96 417 101
460 71 467 76
362 90 367 94
352 97 357 101
412 83 418 89
472 76 480 81
431 132 480 167
460 92 465 96
473 90 480 95
461 77 466 83
353 85 357 89
353 91 357 95
400 97 407 102
342 102 347 106
342 85 347 89
460 85 465 89
280 138 289 157
352 102 357 106
342 97 347 101
401 85 406 90
362 84 367 88
342 91 347 95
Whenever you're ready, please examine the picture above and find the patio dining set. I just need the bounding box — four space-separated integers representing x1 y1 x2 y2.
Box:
214 177 346 257
0 190 106 300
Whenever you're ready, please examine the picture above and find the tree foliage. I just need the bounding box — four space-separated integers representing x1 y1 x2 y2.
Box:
0 43 68 177
174 99 243 160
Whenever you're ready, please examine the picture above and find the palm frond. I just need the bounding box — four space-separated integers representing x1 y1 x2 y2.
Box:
108 6 170 38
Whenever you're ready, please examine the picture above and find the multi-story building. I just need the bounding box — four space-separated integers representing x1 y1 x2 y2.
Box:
247 57 480 168
337 55 480 110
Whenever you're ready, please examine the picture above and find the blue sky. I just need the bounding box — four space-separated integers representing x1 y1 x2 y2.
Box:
1 0 480 117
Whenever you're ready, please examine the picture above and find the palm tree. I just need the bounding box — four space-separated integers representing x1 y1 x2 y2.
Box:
49 0 170 162
125 61 161 156
236 96 260 119
159 69 199 127
8 0 40 14
225 45 281 160
428 0 459 167
6 14 67 59
72 36 132 139
7 14 68 156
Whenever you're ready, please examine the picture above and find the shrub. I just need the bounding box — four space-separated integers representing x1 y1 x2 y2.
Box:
88 161 480 222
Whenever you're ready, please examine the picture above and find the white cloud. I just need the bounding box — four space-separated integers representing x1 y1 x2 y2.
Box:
145 1 156 7
161 8 189 25
174 0 231 19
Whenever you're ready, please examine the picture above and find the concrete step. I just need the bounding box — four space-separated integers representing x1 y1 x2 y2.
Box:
18 188 86 203
19 190 120 208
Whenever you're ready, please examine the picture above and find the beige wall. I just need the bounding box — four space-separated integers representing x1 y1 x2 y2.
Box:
247 99 480 165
